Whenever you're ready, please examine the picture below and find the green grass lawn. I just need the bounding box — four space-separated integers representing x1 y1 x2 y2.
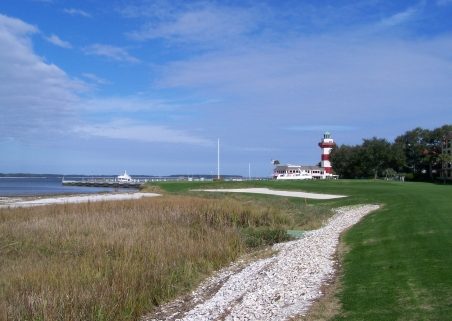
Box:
146 180 452 320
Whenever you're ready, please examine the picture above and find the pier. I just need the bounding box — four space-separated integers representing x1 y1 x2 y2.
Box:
62 178 144 188
61 172 245 189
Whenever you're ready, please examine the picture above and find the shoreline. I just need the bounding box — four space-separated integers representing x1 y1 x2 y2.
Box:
0 189 120 199
0 192 161 208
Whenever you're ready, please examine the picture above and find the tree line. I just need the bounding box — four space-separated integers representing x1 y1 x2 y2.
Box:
330 124 452 180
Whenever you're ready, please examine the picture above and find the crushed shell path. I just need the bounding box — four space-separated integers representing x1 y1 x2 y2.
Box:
149 204 380 321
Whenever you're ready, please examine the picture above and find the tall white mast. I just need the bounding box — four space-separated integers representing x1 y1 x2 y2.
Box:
248 162 251 180
217 138 220 180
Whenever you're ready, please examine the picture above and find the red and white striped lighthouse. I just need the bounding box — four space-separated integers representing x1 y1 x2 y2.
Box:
318 132 335 174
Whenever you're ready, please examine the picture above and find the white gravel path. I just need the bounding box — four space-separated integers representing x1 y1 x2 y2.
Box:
0 192 160 208
193 187 347 199
148 204 379 321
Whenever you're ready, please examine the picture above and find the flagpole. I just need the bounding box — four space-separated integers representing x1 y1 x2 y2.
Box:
217 138 220 180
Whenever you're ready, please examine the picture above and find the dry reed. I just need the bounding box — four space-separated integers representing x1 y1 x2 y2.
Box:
0 196 291 321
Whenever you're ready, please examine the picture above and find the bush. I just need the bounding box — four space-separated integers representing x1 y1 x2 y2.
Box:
404 173 415 181
241 227 291 248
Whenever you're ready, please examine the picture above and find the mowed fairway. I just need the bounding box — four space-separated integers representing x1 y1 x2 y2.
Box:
154 180 452 320
336 182 452 320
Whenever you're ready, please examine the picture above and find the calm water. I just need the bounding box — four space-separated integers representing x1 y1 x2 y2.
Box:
0 177 135 197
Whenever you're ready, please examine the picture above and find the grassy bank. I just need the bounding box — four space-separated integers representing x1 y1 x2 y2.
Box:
3 180 451 320
142 182 336 230
0 195 297 321
147 179 452 320
335 182 452 320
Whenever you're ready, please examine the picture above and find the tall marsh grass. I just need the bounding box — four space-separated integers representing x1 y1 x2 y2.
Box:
0 196 292 321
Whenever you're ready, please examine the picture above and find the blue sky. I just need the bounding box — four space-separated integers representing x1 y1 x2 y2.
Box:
1 0 451 176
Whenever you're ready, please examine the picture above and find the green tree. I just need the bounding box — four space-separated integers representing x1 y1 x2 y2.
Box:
331 139 403 179
428 125 452 179
394 125 452 180
361 137 401 179
394 127 430 178
331 125 451 180
330 145 362 178
437 153 452 184
383 168 397 179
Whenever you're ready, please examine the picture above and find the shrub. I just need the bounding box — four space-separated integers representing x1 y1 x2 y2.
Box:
242 227 291 248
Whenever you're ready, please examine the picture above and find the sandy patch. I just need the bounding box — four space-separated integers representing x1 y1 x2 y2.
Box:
192 188 346 200
0 192 160 208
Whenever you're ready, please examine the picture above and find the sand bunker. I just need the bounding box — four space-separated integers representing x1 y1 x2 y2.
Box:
0 192 160 208
193 188 346 200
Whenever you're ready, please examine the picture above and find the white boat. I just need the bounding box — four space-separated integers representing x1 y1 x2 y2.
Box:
117 170 133 182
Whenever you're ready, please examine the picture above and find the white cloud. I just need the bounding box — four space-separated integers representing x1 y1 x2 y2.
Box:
232 146 280 152
45 34 72 48
287 125 356 132
0 13 37 35
81 73 110 85
0 14 208 147
156 34 452 134
77 96 175 112
126 3 262 45
378 6 419 27
0 14 84 141
83 44 140 63
436 0 452 6
117 0 174 19
74 120 210 145
63 8 91 18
